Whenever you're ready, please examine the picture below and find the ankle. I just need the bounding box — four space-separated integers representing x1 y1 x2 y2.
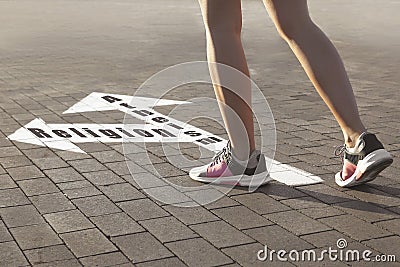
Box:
344 131 364 148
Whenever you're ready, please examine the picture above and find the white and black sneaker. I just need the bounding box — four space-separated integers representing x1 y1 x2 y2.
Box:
189 141 271 187
335 132 393 188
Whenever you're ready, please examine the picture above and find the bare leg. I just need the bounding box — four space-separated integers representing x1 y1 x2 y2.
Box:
198 0 255 160
263 0 366 147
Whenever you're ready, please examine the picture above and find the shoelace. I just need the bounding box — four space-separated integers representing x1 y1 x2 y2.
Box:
209 141 232 167
334 145 346 157
334 144 346 164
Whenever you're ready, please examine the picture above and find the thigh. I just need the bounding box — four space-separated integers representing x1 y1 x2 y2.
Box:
198 0 243 31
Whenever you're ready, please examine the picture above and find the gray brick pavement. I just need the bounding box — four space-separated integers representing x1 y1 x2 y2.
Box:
0 0 399 266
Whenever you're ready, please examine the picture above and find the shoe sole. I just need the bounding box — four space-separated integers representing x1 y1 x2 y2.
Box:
189 171 272 187
335 149 393 188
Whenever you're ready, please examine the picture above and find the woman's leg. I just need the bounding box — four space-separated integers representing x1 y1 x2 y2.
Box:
263 0 366 148
198 0 254 160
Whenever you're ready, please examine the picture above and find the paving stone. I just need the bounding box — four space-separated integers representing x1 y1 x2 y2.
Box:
256 183 307 200
135 257 186 267
244 225 314 251
0 204 44 227
44 167 85 183
374 219 400 235
319 215 391 241
180 187 234 205
297 184 355 204
55 150 92 161
212 206 274 230
276 144 309 156
10 224 62 250
165 238 232 267
44 209 94 233
299 206 346 219
83 170 125 186
0 241 29 266
0 137 13 148
61 228 117 258
139 216 197 243
24 245 75 265
58 180 93 190
0 220 13 242
335 200 398 223
90 150 125 163
21 148 57 159
280 196 328 210
17 177 59 196
301 230 354 248
29 192 75 214
73 195 121 217
0 146 22 157
144 185 192 204
68 158 107 173
190 220 254 249
0 155 31 168
110 262 134 267
77 143 113 153
222 243 294 267
224 185 253 197
148 162 187 177
164 174 206 190
125 152 165 166
31 157 69 170
265 210 331 236
112 232 173 263
80 252 130 266
126 171 168 189
90 212 144 237
203 194 240 210
33 258 82 267
6 165 44 181
273 151 301 164
0 188 30 208
345 185 400 208
292 130 329 142
99 183 145 202
232 193 292 215
62 185 102 199
118 199 169 221
363 236 400 258
163 204 219 225
0 173 17 189
370 183 400 197
105 162 132 176
0 165 5 174
289 161 332 176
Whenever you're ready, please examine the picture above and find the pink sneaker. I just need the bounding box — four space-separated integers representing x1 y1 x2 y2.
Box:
335 132 393 188
189 141 271 187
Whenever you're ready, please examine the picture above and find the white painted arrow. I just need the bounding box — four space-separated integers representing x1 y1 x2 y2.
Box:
7 92 323 186
63 92 191 114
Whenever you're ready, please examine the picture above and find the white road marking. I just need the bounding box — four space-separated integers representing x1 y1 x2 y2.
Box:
7 92 323 186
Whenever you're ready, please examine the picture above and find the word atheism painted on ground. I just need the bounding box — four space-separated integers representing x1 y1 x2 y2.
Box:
7 92 323 186
8 92 226 154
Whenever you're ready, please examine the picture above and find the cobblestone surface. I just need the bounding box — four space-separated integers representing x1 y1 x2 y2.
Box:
0 0 399 266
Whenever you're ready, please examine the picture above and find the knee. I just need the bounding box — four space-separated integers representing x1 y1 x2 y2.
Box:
203 17 242 38
274 15 313 41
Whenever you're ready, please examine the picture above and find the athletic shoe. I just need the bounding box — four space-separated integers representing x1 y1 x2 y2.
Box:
335 132 393 188
189 141 271 187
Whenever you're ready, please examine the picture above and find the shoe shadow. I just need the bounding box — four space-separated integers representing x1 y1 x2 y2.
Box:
251 182 400 216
